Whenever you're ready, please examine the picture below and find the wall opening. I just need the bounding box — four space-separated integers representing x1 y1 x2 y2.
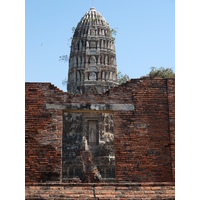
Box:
62 111 115 182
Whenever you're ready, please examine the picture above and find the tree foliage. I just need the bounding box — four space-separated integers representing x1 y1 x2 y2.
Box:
148 67 175 78
62 77 68 86
72 26 76 35
107 26 117 41
59 55 68 63
117 71 130 85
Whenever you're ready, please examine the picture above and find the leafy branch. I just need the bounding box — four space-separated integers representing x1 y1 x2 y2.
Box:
107 26 118 40
117 71 130 85
59 55 68 63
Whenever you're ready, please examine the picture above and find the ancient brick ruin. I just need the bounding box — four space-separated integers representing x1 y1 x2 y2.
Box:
25 78 175 199
25 7 175 200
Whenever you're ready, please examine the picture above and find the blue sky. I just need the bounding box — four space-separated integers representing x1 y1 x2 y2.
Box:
25 0 175 91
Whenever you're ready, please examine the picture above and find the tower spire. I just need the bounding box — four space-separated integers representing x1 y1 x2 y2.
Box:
67 7 118 94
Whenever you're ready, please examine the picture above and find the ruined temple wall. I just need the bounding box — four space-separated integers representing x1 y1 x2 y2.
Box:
25 83 63 183
126 78 173 182
25 78 175 184
25 182 175 199
167 79 175 181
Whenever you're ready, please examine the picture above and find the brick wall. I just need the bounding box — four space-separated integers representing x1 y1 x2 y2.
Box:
114 78 173 182
25 78 175 184
25 83 63 183
25 182 175 199
167 79 175 181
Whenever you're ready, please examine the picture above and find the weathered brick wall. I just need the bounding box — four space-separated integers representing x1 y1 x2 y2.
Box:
167 79 175 181
25 83 63 183
25 182 175 199
25 77 175 184
114 78 173 182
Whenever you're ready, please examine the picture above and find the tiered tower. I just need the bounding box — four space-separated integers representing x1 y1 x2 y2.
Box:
67 7 117 94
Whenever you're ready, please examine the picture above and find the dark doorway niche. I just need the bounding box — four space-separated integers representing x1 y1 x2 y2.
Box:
88 120 98 145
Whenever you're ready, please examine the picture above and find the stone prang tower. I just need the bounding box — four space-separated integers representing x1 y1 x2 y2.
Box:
67 7 117 94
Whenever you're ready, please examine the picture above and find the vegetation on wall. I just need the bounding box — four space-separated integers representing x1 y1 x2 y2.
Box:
117 71 130 85
147 67 175 78
107 26 117 41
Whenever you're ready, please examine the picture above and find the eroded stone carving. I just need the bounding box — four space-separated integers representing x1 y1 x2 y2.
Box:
82 136 89 151
89 56 96 65
89 72 96 81
76 71 80 81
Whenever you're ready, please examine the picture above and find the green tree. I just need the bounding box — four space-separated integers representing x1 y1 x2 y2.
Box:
107 26 117 41
148 67 175 78
117 71 130 85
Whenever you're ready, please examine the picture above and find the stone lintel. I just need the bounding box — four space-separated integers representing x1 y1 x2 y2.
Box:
46 103 134 111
